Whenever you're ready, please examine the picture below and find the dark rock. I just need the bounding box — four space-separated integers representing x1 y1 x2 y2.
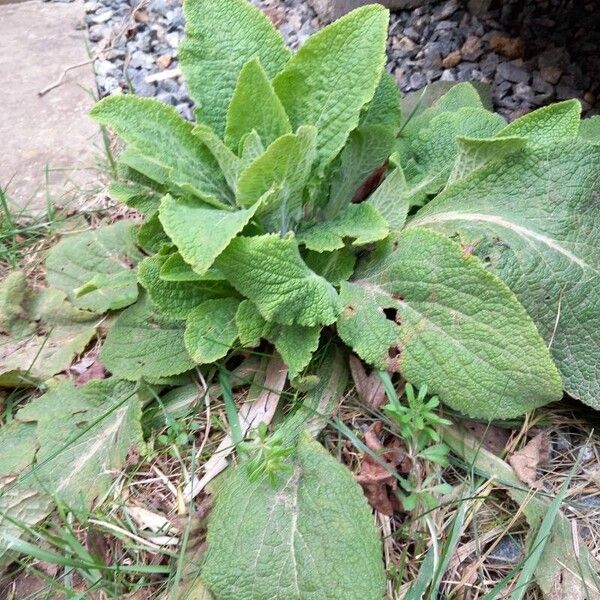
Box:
487 536 523 564
461 36 483 61
409 72 427 90
496 60 530 84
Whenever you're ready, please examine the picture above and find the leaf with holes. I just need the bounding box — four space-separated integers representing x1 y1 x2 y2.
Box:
409 137 600 408
337 228 562 418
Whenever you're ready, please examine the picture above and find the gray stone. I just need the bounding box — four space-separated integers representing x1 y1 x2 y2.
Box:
409 72 427 90
176 103 194 121
514 82 534 102
309 0 427 23
487 536 523 565
496 60 530 84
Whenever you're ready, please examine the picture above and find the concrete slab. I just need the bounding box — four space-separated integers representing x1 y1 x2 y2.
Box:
0 0 102 213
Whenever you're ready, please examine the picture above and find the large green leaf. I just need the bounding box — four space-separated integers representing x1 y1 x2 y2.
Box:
297 203 389 252
236 126 317 226
91 97 232 206
337 228 562 418
579 115 600 144
184 298 240 363
159 195 260 275
496 99 581 145
273 5 389 171
180 0 290 136
216 234 341 327
0 379 143 559
447 135 527 185
225 58 291 152
46 221 143 313
0 273 98 387
360 71 402 133
138 255 230 319
409 139 600 407
202 433 385 600
405 107 505 205
99 295 194 381
365 167 410 230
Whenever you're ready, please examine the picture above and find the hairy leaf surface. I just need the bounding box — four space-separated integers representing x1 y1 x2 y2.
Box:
184 298 240 363
225 58 291 152
410 139 600 406
273 5 389 170
46 221 143 313
0 379 143 559
159 195 260 275
236 126 317 225
298 203 389 252
216 234 341 327
91 97 232 205
202 434 385 600
138 255 230 319
181 0 290 136
496 99 581 145
337 228 562 418
100 295 194 381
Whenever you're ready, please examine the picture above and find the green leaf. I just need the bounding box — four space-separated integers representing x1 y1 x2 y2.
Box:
109 182 162 216
118 146 170 189
303 247 356 286
180 0 290 136
225 58 292 152
202 433 385 600
579 115 600 144
240 129 265 165
160 252 225 283
406 107 506 205
91 96 233 206
216 234 341 327
236 300 270 348
184 298 240 363
272 325 321 379
366 167 410 230
337 228 562 418
0 293 97 388
496 99 581 145
326 125 396 217
410 139 600 407
0 379 143 559
137 211 170 254
234 300 320 377
399 82 484 142
100 294 194 381
447 135 527 184
138 255 229 319
297 203 389 252
236 126 317 226
360 71 402 133
159 195 260 275
192 124 242 192
46 221 143 313
273 5 389 170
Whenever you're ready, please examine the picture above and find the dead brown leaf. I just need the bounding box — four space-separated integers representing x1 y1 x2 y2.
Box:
349 355 387 409
356 423 410 515
463 420 511 456
508 431 551 489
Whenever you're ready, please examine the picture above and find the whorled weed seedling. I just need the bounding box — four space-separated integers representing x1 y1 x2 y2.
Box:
241 422 295 486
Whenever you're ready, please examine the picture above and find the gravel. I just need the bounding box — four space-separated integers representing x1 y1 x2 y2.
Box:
83 0 599 121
